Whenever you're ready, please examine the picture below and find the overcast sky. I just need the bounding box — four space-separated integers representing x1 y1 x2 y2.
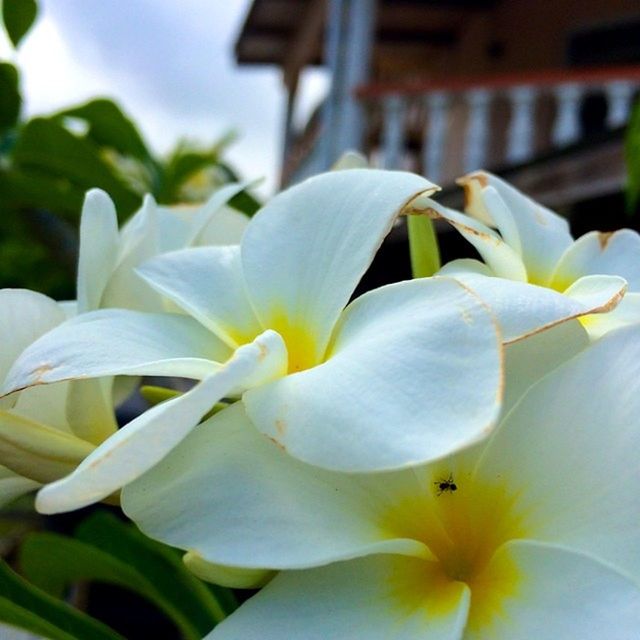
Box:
0 0 328 194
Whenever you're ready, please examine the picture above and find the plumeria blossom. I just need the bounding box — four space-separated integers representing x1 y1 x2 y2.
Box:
0 289 99 506
418 171 632 341
73 181 250 315
123 324 640 639
0 183 250 508
4 169 505 513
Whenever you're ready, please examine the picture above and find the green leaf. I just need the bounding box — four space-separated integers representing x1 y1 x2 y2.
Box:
0 167 86 222
12 117 141 219
139 385 181 405
54 99 153 166
228 188 260 217
76 511 234 635
407 214 441 278
19 532 204 640
2 0 38 47
0 62 21 135
0 558 123 640
624 101 640 216
157 148 221 204
0 599 74 640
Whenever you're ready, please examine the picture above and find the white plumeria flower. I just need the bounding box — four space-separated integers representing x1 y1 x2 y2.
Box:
0 289 102 506
420 171 632 341
0 183 250 508
4 169 505 513
123 324 640 639
74 181 250 314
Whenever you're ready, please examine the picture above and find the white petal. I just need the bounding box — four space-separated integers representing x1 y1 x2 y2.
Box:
194 205 249 246
465 540 640 640
100 195 163 312
450 273 626 343
76 189 119 313
11 383 72 433
137 246 262 348
578 292 640 339
503 319 589 414
36 331 286 514
159 182 251 251
474 324 640 580
0 289 66 385
123 402 427 570
209 555 470 640
241 169 438 362
551 229 640 291
65 378 118 444
0 411 94 483
183 552 275 589
243 277 502 472
423 199 527 281
0 465 40 508
460 172 573 285
3 310 231 394
438 258 493 277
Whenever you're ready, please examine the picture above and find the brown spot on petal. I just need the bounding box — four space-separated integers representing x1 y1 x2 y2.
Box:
33 363 53 382
598 232 614 250
275 419 286 436
265 434 286 453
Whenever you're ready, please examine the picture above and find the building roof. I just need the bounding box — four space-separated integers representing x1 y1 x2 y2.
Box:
235 0 497 66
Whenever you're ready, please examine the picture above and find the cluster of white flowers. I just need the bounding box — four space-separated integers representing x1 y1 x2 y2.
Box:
2 167 640 638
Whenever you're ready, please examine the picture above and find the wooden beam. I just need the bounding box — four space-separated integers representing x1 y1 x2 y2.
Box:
283 0 326 90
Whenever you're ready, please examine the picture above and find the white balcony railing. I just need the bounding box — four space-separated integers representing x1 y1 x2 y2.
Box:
355 66 640 184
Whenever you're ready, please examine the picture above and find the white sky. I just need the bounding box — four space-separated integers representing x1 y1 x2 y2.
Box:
0 0 329 194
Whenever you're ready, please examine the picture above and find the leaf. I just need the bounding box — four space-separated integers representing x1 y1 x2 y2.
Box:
19 533 202 640
228 188 260 217
624 100 640 216
0 62 21 135
407 214 441 278
2 0 38 47
157 147 221 204
76 511 234 635
0 559 123 640
0 600 74 640
54 99 153 166
12 118 141 219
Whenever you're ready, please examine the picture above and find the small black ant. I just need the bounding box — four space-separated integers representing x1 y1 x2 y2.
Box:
434 473 457 496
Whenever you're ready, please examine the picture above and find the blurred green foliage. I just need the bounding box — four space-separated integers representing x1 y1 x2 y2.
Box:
2 0 38 47
0 0 259 299
15 511 235 639
625 101 640 216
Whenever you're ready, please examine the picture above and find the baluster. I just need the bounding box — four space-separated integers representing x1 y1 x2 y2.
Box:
552 83 583 147
464 88 491 172
606 80 634 128
382 94 406 169
506 85 536 164
422 91 449 183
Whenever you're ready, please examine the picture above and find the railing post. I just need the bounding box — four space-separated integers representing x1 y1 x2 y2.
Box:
422 91 449 183
606 80 634 128
552 83 583 146
464 88 491 172
382 94 406 169
506 85 536 164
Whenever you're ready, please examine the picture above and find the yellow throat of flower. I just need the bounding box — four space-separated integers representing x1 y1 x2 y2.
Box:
383 467 527 632
268 312 321 374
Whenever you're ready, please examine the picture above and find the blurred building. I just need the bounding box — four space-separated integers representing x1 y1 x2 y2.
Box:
236 0 640 288
236 0 640 212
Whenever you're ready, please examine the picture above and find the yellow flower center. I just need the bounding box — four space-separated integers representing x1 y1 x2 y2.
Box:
268 312 321 374
383 466 527 632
